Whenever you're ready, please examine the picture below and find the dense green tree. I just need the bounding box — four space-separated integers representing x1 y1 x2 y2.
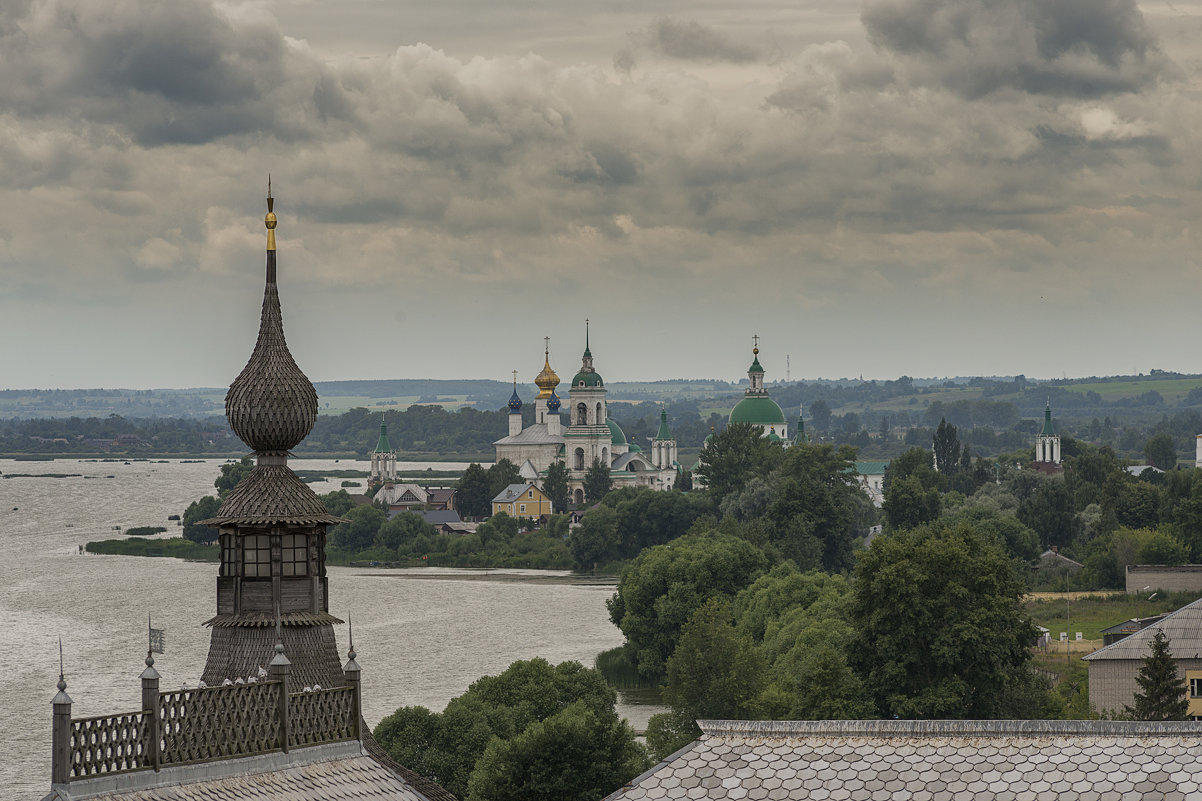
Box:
734 565 872 721
1126 630 1188 721
883 447 943 493
644 711 700 763
214 456 254 496
808 400 831 432
677 469 693 492
932 418 961 474
695 423 783 504
182 495 221 544
375 658 642 801
1145 433 1177 471
1018 477 1080 550
605 489 715 558
851 521 1043 719
583 459 612 504
486 459 522 503
466 701 647 801
569 506 620 569
883 474 941 531
377 512 437 550
330 505 386 551
607 531 770 678
1114 481 1164 530
320 489 356 517
941 506 1040 562
542 461 570 512
664 599 766 721
457 463 493 518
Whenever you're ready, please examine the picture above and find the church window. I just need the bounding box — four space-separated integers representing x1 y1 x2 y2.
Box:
596 403 602 422
575 488 584 504
219 532 236 577
242 534 272 578
577 403 588 425
602 447 608 463
281 533 308 577
575 447 585 470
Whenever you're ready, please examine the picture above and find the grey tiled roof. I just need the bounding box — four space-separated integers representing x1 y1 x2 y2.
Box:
606 720 1202 801
45 742 439 801
1084 595 1202 661
493 423 565 446
492 483 539 503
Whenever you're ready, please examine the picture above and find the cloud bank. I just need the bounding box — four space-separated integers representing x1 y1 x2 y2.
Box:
0 0 1200 387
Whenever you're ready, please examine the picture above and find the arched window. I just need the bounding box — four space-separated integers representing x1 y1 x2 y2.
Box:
627 463 636 472
574 488 584 505
577 403 588 425
596 402 603 422
575 447 585 470
602 447 608 464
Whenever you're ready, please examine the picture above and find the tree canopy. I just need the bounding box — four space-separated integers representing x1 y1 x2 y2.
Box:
607 530 769 678
850 521 1044 719
374 658 646 801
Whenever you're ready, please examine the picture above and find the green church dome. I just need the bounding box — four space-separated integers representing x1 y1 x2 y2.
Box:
629 442 643 453
572 370 604 388
730 396 786 426
607 419 627 445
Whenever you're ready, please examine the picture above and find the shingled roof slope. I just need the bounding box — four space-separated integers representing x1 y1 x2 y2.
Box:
1083 595 1202 661
43 741 442 801
203 464 347 526
606 719 1202 801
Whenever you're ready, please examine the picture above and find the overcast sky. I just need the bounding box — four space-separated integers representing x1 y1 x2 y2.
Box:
3 0 1202 390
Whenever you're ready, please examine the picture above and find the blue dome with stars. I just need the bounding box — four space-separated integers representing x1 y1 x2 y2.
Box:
508 386 523 414
546 389 561 414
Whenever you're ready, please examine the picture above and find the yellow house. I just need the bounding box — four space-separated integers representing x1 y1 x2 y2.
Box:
491 482 554 518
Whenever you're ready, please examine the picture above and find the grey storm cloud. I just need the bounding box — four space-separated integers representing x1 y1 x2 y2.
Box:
633 17 762 63
861 0 1170 97
0 0 353 145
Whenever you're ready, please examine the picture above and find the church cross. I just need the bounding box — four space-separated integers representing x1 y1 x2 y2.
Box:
753 334 759 349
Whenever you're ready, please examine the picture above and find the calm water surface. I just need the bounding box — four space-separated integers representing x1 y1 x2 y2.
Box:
0 459 656 800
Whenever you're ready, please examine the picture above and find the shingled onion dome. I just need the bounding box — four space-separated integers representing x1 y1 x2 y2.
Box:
205 187 345 529
534 342 560 399
225 191 318 456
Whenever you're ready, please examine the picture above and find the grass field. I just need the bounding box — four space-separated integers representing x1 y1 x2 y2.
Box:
1024 590 1202 642
1061 377 1202 404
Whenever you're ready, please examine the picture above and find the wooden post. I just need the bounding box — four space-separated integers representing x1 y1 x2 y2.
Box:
140 655 161 771
343 646 362 741
51 675 72 786
269 642 291 753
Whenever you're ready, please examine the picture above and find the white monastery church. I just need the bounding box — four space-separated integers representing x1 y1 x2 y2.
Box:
494 328 680 504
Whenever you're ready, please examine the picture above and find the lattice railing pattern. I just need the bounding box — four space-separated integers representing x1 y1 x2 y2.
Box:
160 682 281 765
69 712 146 777
288 686 356 748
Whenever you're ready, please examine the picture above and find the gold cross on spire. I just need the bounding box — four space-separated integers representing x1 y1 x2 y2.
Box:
753 334 759 349
544 336 550 356
513 369 518 387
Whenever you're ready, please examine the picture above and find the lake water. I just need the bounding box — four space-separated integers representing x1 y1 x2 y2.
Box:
0 458 658 800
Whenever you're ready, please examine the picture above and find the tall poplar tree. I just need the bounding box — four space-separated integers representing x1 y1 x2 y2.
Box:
1127 630 1189 721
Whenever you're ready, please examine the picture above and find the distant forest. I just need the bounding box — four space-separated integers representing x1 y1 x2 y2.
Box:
3 370 1202 462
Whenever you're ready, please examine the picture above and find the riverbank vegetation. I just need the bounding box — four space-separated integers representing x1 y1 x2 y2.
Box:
86 537 217 560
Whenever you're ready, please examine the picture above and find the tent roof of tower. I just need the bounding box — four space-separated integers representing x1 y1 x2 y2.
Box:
203 464 348 526
655 408 673 441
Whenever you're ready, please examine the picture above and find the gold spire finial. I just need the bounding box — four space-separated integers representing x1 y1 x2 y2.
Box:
265 175 277 252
